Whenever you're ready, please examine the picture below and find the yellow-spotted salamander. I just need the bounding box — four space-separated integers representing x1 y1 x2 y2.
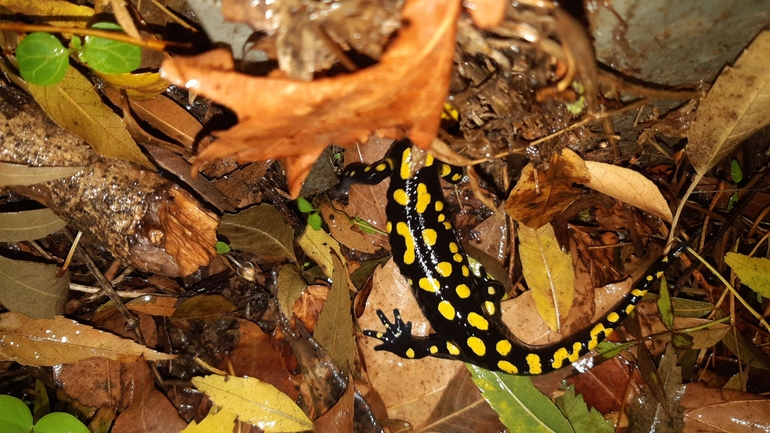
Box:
338 139 689 375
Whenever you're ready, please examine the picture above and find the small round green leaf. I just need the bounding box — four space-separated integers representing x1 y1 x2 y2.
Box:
0 395 33 433
308 212 323 231
16 32 69 86
79 22 141 74
731 159 743 183
215 241 231 254
34 412 89 433
296 197 314 213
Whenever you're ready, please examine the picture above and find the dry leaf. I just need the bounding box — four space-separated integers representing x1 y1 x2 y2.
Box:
192 374 313 432
464 0 506 29
0 256 68 319
28 66 152 168
584 159 673 222
688 30 770 175
0 0 93 28
126 296 178 317
319 202 387 254
518 224 575 332
297 224 344 279
0 162 83 187
160 0 459 196
0 312 176 366
0 208 66 242
218 205 297 262
314 253 356 374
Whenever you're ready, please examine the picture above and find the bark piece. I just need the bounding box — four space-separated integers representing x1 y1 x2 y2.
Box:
0 86 217 277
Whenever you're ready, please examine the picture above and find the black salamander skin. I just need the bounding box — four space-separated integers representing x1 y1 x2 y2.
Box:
338 139 687 375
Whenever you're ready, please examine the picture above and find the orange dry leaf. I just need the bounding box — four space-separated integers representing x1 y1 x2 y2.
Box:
160 0 459 196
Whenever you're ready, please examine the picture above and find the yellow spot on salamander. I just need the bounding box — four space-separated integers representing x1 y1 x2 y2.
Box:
485 301 495 315
393 189 408 206
396 222 415 265
646 275 654 281
498 361 518 374
456 284 471 298
570 342 583 362
625 304 636 315
662 256 670 263
438 214 446 222
453 253 463 262
399 148 412 179
416 183 431 213
422 228 437 246
443 221 452 230
406 348 415 358
429 346 438 354
425 154 434 166
607 312 620 323
526 353 542 375
449 242 458 253
447 341 460 355
438 301 455 320
462 266 470 277
347 170 356 177
467 312 489 330
451 173 462 182
375 162 387 171
656 271 664 278
386 221 392 233
467 337 486 356
441 164 451 177
436 262 453 277
631 288 647 297
552 347 569 369
419 277 440 292
364 166 371 172
496 340 511 356
435 201 444 212
487 286 496 296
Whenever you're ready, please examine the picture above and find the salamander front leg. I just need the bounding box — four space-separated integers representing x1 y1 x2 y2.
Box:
364 309 455 360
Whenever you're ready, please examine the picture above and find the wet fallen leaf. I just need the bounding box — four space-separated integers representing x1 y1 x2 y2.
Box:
126 296 178 317
297 223 344 279
314 253 356 374
319 201 387 255
218 205 297 262
192 374 313 432
0 208 66 242
0 312 176 366
688 30 770 176
0 0 93 28
0 256 68 319
28 66 151 168
518 224 575 332
98 71 170 99
682 382 770 433
160 0 460 196
724 252 770 298
171 294 237 321
584 158 673 221
276 264 307 319
55 358 135 410
112 358 187 433
554 385 614 433
181 407 237 433
0 162 83 187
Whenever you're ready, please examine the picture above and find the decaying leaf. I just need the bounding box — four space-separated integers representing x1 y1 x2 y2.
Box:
160 0 460 196
0 162 84 187
192 374 313 432
724 252 770 298
506 149 590 228
687 30 770 176
171 294 238 321
0 208 66 242
314 253 356 374
682 382 770 432
518 224 575 332
28 66 152 168
218 205 297 262
0 312 176 366
297 223 345 279
0 0 94 28
584 159 673 222
0 256 68 319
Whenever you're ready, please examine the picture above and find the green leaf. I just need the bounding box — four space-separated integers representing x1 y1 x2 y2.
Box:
554 386 613 433
215 241 230 254
0 162 83 187
0 395 33 433
731 159 743 183
468 365 575 433
354 216 378 234
724 252 770 297
79 22 140 74
307 212 322 231
34 412 89 433
16 32 69 86
596 340 634 359
296 197 314 213
727 192 739 211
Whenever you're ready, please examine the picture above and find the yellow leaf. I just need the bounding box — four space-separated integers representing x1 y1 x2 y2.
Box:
28 66 152 168
688 30 770 175
0 312 176 366
518 224 574 332
298 224 344 279
0 0 93 28
584 160 672 221
725 252 770 298
180 407 237 433
192 375 313 433
98 72 171 100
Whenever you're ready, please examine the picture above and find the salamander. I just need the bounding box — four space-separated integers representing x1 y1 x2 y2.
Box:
338 139 688 375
